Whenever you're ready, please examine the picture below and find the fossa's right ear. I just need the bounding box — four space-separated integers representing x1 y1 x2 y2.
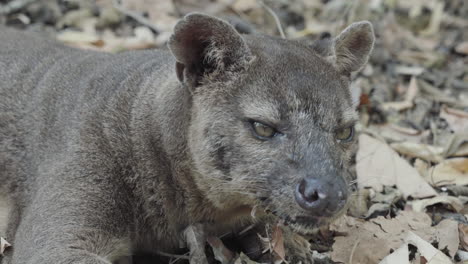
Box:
168 13 254 88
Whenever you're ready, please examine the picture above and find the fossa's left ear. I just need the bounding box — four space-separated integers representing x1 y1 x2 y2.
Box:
332 21 375 75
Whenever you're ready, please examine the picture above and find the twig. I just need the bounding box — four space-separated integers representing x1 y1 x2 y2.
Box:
156 250 190 260
348 238 361 264
112 0 160 33
0 0 36 15
257 0 286 39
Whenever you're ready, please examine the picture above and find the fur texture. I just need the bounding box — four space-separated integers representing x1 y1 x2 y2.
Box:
0 13 374 264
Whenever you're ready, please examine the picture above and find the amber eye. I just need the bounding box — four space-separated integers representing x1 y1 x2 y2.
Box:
335 127 354 142
252 121 277 138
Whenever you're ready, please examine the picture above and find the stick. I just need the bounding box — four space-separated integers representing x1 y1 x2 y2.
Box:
0 0 36 15
112 0 160 33
258 0 286 39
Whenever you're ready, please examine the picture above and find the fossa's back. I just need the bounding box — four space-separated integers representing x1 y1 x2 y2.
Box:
0 27 172 194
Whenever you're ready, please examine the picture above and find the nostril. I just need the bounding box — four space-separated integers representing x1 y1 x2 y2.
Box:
307 190 319 203
299 179 306 195
295 178 332 214
298 179 326 203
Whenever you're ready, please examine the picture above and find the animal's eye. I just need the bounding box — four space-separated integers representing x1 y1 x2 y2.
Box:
252 121 277 138
335 126 354 142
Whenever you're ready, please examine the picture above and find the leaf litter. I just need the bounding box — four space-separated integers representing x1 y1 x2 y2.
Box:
1 0 468 263
0 237 10 256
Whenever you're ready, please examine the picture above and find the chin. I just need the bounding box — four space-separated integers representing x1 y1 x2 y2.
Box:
287 216 329 234
265 207 348 235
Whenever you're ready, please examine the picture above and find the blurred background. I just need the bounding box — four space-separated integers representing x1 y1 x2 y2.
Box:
0 0 467 263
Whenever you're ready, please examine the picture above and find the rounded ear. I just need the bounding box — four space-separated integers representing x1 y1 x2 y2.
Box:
332 21 375 75
168 13 254 87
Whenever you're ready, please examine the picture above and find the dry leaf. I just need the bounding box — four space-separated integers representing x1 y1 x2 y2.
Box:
390 142 444 163
394 65 424 76
457 250 468 261
365 203 390 218
455 41 468 55
423 158 468 186
379 243 410 264
207 236 236 264
366 124 430 145
459 224 468 251
410 195 464 213
232 0 257 12
382 77 419 111
57 30 101 46
120 26 156 50
184 224 208 264
356 134 437 198
121 0 177 33
234 252 260 264
444 133 468 157
330 211 458 263
348 189 371 217
271 224 285 263
388 124 421 136
0 237 10 256
404 231 452 263
436 219 461 258
453 143 468 157
440 106 468 134
420 1 444 36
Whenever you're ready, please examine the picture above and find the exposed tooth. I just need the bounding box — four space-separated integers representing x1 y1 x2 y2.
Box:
250 205 258 219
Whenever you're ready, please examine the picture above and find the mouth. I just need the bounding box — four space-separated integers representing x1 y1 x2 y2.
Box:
257 197 347 234
264 209 329 234
287 216 329 234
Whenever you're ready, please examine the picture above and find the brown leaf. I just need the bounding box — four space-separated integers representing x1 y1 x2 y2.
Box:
459 224 468 251
379 243 410 264
390 142 444 163
455 41 468 55
184 224 208 264
424 158 468 186
232 0 257 12
420 1 444 36
440 106 468 134
410 196 464 213
356 134 437 198
404 232 453 264
207 236 236 264
234 252 261 264
453 143 468 157
330 212 459 263
382 77 419 111
271 224 285 263
57 30 101 46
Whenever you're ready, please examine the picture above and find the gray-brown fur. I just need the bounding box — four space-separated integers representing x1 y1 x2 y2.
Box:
0 13 374 264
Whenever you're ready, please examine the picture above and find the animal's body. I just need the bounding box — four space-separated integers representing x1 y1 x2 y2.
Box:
0 14 374 264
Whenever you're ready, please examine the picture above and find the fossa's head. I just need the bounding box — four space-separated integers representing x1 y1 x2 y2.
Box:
168 13 374 233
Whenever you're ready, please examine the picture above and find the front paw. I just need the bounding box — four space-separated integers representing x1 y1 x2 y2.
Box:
283 230 314 264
